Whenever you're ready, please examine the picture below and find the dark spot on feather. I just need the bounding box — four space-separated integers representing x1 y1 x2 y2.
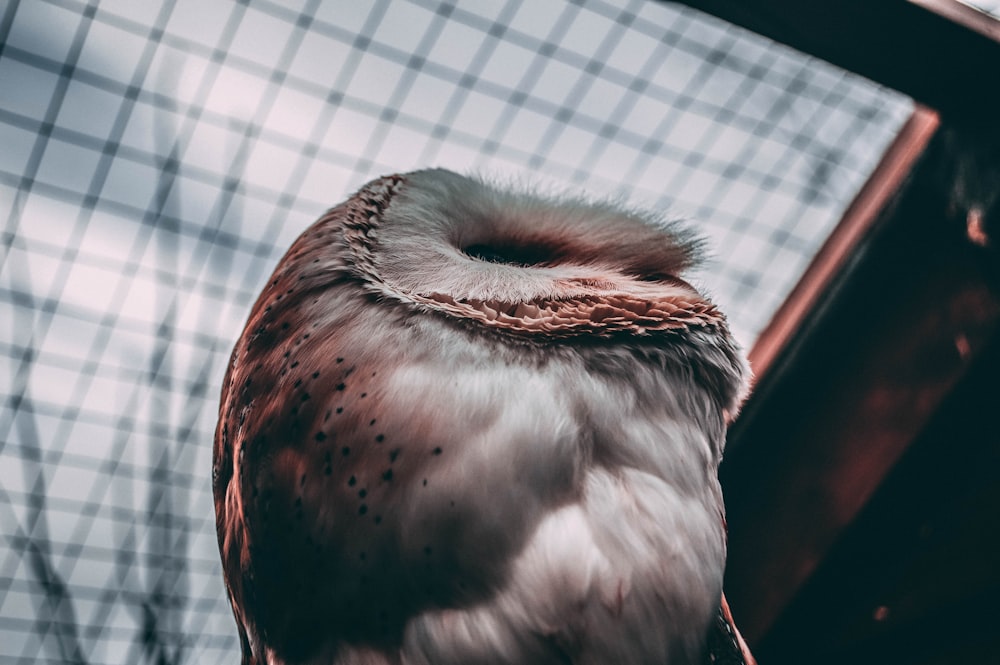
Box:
348 475 356 487
374 515 382 525
375 434 384 443
382 469 393 481
389 449 400 462
432 447 442 455
423 546 432 556
336 383 346 391
315 431 326 442
301 393 310 402
422 479 427 486
342 446 351 456
336 358 344 364
359 488 367 498
358 504 367 515
369 419 376 426
291 361 299 368
312 371 319 378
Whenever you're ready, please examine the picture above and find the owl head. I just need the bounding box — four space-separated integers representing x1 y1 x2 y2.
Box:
327 168 750 413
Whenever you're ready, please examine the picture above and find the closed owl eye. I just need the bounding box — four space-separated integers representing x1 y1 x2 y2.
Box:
462 243 555 267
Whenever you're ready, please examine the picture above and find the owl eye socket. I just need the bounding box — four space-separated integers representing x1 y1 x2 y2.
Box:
463 243 554 267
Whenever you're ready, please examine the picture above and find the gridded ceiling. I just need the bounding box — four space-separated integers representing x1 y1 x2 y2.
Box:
0 0 910 662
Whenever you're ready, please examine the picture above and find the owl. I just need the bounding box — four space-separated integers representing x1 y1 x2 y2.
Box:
213 169 753 665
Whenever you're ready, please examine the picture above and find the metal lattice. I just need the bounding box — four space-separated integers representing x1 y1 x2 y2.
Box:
0 0 910 662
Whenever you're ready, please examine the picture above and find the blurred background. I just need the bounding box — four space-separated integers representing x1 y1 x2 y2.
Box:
0 0 919 663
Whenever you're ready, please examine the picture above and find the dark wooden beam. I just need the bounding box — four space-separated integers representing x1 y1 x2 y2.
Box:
760 325 1000 664
667 0 1000 131
719 118 1000 648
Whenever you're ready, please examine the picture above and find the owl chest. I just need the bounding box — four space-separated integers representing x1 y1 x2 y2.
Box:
235 317 724 657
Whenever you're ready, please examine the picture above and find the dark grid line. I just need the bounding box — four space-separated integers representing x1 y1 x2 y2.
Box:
0 41 882 211
70 5 255 659
308 7 876 160
1 2 101 661
0 0 911 662
0 508 219 571
346 2 450 176
477 2 589 161
0 11 184 645
1 441 214 496
413 0 520 165
671 68 867 234
232 0 393 298
4 2 244 660
621 25 739 205
526 0 641 171
8 25 190 649
0 0 20 61
29 0 889 181
140 4 330 652
0 0 95 264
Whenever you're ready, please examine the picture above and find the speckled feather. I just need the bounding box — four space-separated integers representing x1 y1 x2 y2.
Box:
213 170 752 665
